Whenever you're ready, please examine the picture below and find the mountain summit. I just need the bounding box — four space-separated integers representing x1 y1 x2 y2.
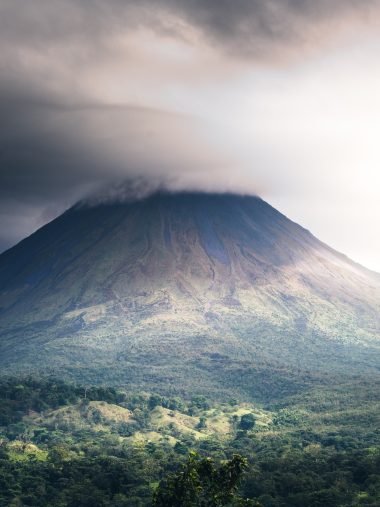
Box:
0 192 379 398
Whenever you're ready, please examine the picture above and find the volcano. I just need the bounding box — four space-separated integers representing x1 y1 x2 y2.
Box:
0 192 379 399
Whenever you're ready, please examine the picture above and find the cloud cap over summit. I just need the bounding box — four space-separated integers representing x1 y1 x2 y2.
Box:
1 0 380 270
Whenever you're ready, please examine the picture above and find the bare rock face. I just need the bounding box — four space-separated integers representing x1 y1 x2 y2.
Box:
0 192 379 398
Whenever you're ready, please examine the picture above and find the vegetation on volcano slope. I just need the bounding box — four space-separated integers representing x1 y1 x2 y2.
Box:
1 193 380 396
0 377 379 506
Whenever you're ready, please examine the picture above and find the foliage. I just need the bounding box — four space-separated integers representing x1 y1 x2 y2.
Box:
153 452 253 506
0 376 378 506
239 414 256 431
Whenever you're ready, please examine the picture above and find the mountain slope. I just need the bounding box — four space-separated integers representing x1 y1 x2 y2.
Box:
0 192 379 398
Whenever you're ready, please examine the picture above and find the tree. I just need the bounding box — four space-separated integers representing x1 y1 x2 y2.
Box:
148 394 163 410
152 452 257 506
239 414 256 431
197 417 207 429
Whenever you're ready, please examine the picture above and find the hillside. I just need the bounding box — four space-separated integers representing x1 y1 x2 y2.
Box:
0 377 379 506
0 192 379 398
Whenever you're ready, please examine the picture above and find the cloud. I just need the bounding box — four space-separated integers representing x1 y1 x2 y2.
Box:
0 98 237 239
1 0 380 267
1 1 379 61
169 0 380 57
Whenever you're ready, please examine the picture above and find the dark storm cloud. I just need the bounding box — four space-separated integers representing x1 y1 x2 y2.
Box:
0 92 232 250
0 97 223 224
1 0 380 251
163 0 376 58
1 1 378 57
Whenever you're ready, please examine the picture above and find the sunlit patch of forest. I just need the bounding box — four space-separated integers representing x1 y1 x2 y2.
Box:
0 377 379 506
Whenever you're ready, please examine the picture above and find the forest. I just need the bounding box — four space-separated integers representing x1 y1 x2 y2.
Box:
0 376 379 506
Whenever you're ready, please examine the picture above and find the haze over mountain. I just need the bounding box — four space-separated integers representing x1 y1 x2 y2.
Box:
0 191 379 399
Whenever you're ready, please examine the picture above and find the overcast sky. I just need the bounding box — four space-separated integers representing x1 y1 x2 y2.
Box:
1 0 380 271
